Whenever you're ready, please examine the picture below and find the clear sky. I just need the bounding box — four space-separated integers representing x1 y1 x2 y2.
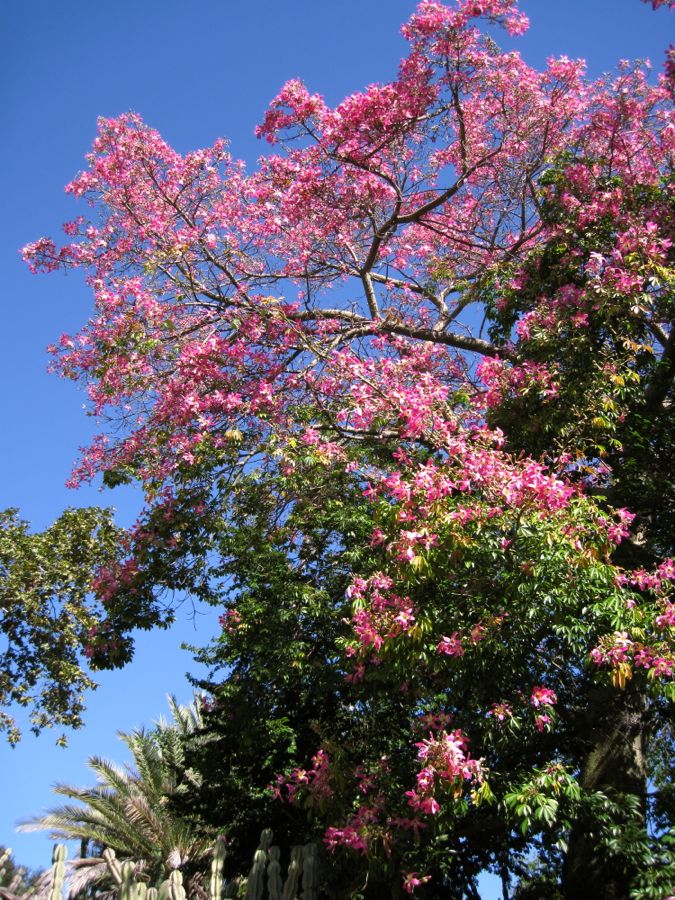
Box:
0 0 671 893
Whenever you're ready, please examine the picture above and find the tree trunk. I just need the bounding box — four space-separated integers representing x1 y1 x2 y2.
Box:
562 686 647 900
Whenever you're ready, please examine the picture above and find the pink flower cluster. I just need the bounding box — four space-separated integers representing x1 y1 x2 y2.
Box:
488 701 513 722
530 686 557 708
324 798 384 853
218 608 242 634
405 728 483 816
590 631 674 681
402 0 529 43
274 748 333 804
617 558 675 594
346 573 416 654
403 871 432 895
21 2 675 891
530 686 558 732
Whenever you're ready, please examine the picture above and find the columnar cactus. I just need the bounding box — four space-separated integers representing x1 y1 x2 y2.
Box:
102 848 123 887
0 848 11 884
266 846 282 900
281 846 303 900
0 848 28 898
96 833 322 900
168 871 187 900
102 850 147 900
0 849 27 897
300 846 318 900
208 837 227 900
47 845 66 900
244 830 272 900
120 860 140 900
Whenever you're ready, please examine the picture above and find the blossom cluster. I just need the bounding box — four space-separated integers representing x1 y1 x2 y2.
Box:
273 748 333 805
405 728 483 816
590 631 674 680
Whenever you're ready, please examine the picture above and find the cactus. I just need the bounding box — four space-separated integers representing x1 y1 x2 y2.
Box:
266 847 282 900
0 849 28 898
0 848 11 883
281 846 303 900
300 845 318 900
94 831 323 900
102 850 148 900
102 849 152 900
120 860 139 900
208 837 227 900
103 848 123 887
8 871 26 896
244 830 272 900
47 845 67 900
168 871 187 900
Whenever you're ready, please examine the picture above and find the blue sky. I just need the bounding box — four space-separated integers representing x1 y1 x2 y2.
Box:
0 0 671 891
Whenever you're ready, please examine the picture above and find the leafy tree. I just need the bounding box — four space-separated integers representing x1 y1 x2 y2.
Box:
20 698 211 894
20 0 674 896
0 508 133 743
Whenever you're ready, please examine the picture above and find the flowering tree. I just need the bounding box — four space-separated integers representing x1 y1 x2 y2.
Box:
20 0 674 895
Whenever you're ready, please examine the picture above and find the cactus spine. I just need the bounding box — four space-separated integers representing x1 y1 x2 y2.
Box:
47 844 67 900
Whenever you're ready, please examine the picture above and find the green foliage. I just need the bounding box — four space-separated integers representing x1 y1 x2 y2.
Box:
168 466 378 877
21 698 211 894
0 508 126 742
156 443 674 897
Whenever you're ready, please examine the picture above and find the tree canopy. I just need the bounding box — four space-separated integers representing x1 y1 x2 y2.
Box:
12 0 675 896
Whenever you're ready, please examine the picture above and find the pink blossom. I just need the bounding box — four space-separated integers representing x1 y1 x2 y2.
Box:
436 633 465 657
403 872 432 894
530 686 558 708
488 701 513 721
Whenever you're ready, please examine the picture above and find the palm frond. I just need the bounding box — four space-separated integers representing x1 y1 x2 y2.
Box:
21 696 209 891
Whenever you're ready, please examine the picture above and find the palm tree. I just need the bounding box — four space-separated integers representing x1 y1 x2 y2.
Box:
20 697 211 897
